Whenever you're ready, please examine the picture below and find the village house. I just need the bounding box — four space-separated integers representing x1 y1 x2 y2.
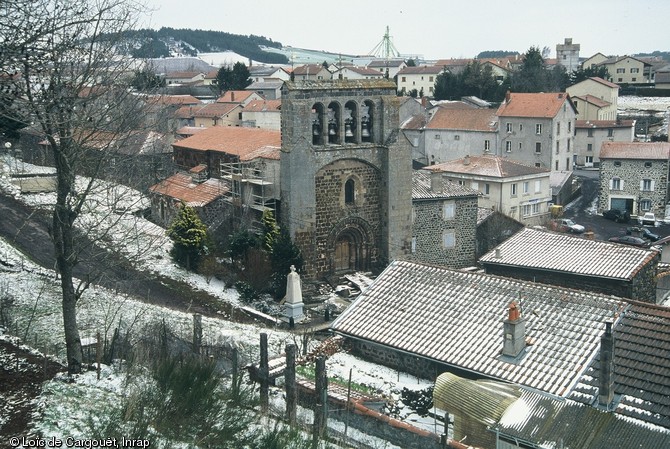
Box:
163 71 206 86
479 227 660 302
420 105 498 164
566 77 620 121
240 99 281 130
427 155 552 226
174 102 243 128
365 58 407 79
248 65 290 83
408 171 479 269
216 90 265 107
171 125 280 179
598 55 652 85
396 65 444 96
332 66 385 80
291 64 332 81
573 119 636 168
496 92 577 172
598 141 670 218
245 79 284 100
148 164 228 229
581 52 609 71
144 94 202 132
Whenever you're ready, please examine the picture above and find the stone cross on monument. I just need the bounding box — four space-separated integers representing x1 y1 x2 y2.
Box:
284 265 305 322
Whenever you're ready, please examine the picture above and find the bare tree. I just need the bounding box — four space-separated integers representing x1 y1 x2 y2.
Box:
0 0 149 373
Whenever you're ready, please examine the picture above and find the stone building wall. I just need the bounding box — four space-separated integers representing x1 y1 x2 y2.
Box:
408 196 479 269
280 79 412 279
598 157 669 216
483 252 659 302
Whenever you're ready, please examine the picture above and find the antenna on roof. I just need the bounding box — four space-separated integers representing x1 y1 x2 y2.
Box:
369 26 401 61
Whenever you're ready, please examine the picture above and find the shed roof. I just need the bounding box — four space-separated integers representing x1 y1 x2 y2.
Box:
480 227 658 281
331 260 628 397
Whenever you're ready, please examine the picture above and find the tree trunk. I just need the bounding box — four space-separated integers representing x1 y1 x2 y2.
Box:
53 151 83 374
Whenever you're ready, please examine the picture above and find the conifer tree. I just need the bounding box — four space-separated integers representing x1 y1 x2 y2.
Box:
261 209 280 252
168 204 209 270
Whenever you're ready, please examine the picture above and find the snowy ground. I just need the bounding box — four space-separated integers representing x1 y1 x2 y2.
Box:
0 156 438 445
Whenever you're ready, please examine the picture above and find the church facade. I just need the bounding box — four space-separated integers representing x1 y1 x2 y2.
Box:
280 79 412 279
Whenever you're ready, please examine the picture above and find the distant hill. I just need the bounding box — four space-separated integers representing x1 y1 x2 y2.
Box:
126 28 289 64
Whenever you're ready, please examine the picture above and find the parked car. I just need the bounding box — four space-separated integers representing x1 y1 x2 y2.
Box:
638 212 657 226
557 218 585 234
626 226 660 241
608 235 651 248
602 209 630 223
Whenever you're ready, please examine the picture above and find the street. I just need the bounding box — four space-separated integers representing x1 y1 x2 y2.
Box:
564 169 670 242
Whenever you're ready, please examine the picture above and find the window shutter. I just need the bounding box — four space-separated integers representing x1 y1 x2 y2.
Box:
651 180 655 191
640 180 644 190
621 180 624 189
609 179 613 190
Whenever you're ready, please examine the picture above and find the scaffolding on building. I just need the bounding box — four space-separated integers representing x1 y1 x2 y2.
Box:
220 159 278 229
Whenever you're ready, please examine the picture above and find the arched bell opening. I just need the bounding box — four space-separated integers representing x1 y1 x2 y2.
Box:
311 102 325 145
361 100 374 143
344 100 358 144
327 101 341 145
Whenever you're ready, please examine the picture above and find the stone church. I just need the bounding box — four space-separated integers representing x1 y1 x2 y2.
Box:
280 79 412 279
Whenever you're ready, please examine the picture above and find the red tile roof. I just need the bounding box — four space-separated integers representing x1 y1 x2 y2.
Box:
497 92 572 118
172 126 281 158
148 95 202 106
216 90 259 103
572 94 610 108
426 108 498 131
175 103 240 119
292 64 329 75
242 99 281 112
149 173 228 207
600 141 670 160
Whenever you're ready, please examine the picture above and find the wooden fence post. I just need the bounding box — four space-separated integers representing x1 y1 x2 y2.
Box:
285 344 297 425
260 332 269 413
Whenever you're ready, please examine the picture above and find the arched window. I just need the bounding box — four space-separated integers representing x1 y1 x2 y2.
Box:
345 179 355 204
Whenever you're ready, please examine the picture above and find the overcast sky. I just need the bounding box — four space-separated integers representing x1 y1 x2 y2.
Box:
141 0 668 60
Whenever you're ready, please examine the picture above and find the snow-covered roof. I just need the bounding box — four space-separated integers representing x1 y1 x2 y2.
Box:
331 259 627 397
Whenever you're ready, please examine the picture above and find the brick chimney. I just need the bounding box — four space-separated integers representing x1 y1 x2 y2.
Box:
598 321 616 409
463 155 470 165
502 301 526 358
505 90 511 103
231 91 235 102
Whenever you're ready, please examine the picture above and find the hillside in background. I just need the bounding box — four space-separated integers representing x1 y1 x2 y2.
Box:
128 28 289 64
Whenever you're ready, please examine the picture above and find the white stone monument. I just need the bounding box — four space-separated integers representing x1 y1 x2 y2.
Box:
284 265 305 322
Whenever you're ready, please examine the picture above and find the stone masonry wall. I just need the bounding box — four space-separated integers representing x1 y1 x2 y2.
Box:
599 158 669 216
408 196 479 269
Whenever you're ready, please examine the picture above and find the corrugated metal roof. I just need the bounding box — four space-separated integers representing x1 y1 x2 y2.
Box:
479 227 658 281
331 260 628 397
496 388 670 448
